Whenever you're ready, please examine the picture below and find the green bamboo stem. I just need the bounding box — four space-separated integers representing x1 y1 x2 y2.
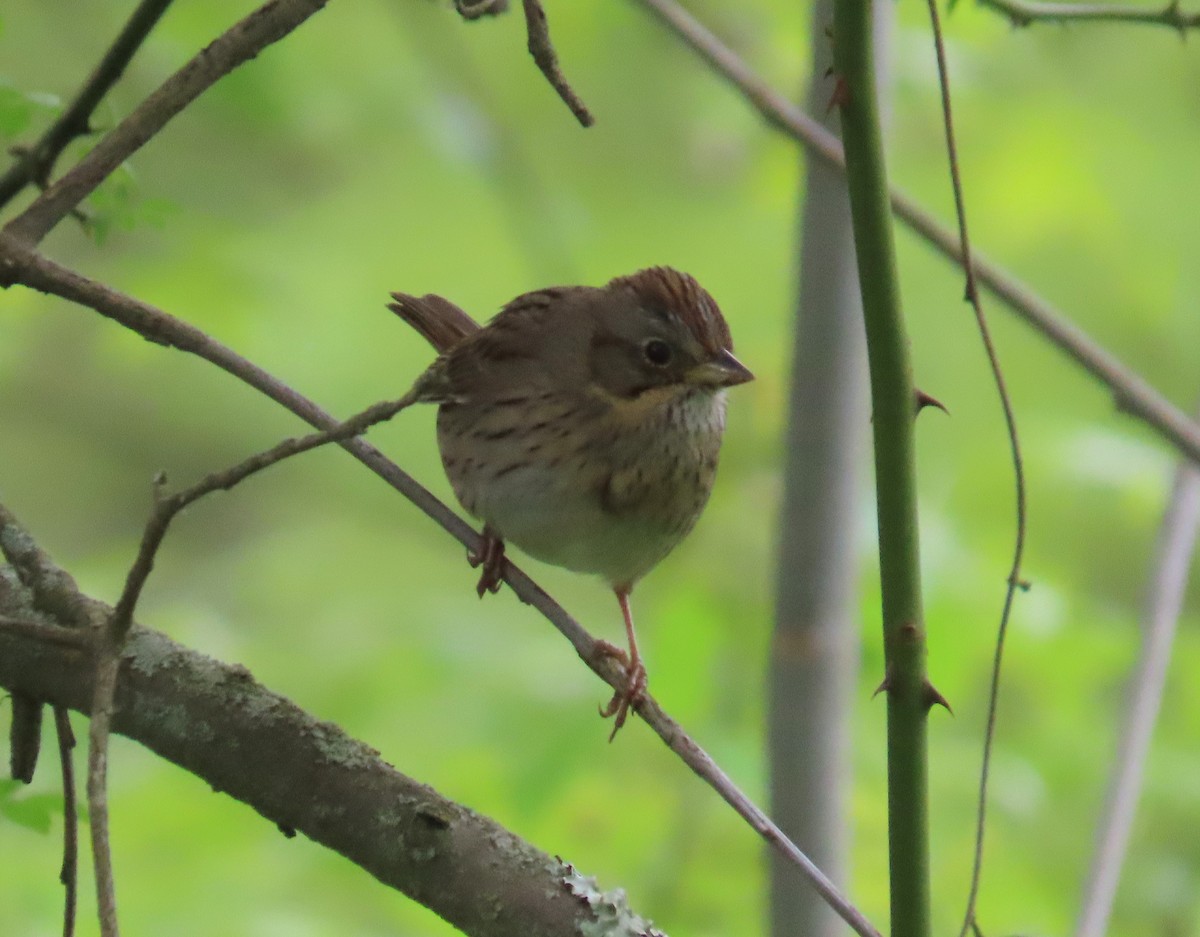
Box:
830 1 932 935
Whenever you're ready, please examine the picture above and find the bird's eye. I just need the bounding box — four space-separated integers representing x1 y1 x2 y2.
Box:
643 339 673 367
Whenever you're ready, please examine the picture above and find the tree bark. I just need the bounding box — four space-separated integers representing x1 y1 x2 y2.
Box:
0 529 662 937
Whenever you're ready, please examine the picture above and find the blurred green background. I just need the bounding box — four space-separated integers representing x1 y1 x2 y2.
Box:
3 1 1199 935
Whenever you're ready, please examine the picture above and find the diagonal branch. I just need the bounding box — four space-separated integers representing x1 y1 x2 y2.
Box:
1074 399 1200 937
79 391 418 935
519 0 594 126
0 0 174 210
0 239 881 937
3 0 329 247
0 550 662 937
452 0 594 126
109 394 415 642
626 0 1200 469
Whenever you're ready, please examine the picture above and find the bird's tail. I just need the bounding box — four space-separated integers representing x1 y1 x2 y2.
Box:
387 292 479 354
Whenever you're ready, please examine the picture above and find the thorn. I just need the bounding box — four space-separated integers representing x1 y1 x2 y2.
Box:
871 667 892 700
276 822 297 838
914 388 949 416
1010 574 1032 592
826 75 851 115
924 680 953 714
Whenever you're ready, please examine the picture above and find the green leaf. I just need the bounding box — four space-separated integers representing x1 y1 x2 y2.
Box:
0 82 61 139
0 84 34 137
0 779 62 835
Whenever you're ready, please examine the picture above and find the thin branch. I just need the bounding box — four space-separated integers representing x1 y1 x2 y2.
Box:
87 647 121 937
519 0 594 127
918 2 1029 935
1075 403 1200 937
0 621 660 936
0 0 174 210
974 0 1200 31
109 394 414 641
86 394 412 937
2 0 328 247
625 0 1200 469
0 615 94 650
0 245 880 937
54 707 79 937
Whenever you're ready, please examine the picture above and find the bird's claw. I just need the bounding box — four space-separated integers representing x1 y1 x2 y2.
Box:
468 530 505 597
594 640 647 741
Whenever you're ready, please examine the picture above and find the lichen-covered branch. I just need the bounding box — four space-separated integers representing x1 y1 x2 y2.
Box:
0 536 661 937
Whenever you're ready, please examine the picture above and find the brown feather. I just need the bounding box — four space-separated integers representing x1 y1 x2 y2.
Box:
608 267 732 355
388 292 480 354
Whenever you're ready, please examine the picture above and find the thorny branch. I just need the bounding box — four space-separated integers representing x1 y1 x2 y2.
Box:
627 0 1200 469
972 0 1200 31
918 3 1028 934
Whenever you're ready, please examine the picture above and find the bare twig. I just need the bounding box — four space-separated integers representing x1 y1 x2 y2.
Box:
455 0 510 19
520 0 594 126
973 0 1200 31
54 707 79 937
0 244 880 936
0 0 174 210
2 0 328 247
626 0 1200 469
916 3 1029 935
0 615 94 650
109 395 414 640
85 394 411 937
87 647 121 937
1075 405 1200 937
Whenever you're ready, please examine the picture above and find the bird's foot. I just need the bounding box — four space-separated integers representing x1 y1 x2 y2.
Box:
594 640 647 741
468 530 505 597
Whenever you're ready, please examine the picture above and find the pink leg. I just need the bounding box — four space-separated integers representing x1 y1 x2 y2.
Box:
596 589 648 740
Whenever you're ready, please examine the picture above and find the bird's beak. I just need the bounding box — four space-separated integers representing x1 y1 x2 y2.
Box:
688 349 754 388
